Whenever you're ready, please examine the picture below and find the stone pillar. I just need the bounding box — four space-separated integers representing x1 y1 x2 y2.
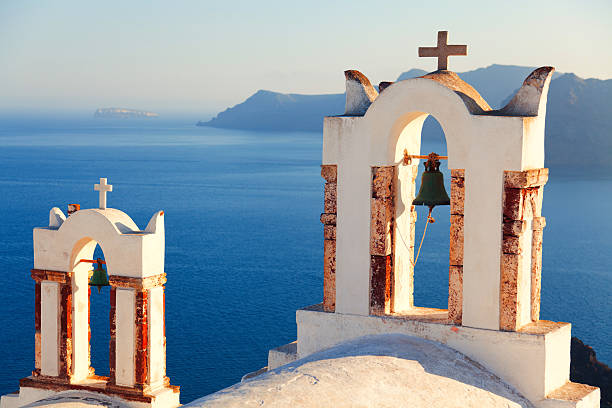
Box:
31 269 72 380
147 286 167 389
448 169 465 325
108 274 168 392
111 286 135 387
370 166 395 315
71 267 90 382
500 168 548 331
321 165 337 312
134 289 148 389
531 217 546 322
58 279 73 380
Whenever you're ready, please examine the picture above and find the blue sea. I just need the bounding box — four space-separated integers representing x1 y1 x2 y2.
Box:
0 116 610 403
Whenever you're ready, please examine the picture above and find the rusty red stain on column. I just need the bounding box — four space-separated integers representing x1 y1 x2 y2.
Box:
59 282 73 380
369 166 395 315
34 282 41 375
34 282 41 331
134 290 149 388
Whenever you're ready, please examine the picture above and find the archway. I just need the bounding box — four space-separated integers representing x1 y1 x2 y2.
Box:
369 110 463 321
69 238 110 381
410 116 450 310
361 76 475 321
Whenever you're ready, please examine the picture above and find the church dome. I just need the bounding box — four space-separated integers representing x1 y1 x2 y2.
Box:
186 334 534 408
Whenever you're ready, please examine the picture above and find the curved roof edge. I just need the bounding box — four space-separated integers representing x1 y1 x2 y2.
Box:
342 67 554 118
184 334 534 407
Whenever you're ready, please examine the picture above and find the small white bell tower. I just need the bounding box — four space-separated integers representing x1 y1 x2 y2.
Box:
1 179 180 408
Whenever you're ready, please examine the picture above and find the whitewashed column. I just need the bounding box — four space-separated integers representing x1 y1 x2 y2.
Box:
31 269 72 379
40 281 60 377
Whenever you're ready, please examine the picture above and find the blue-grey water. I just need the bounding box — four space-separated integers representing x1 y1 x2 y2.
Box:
0 117 609 403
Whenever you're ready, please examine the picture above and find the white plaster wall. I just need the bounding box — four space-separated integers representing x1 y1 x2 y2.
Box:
9 387 57 407
322 116 361 165
335 131 371 316
296 308 568 402
322 77 545 330
460 116 524 329
461 165 502 329
71 270 90 381
33 209 165 279
148 287 165 389
545 323 571 396
522 117 547 170
115 288 135 387
267 341 297 370
40 282 59 377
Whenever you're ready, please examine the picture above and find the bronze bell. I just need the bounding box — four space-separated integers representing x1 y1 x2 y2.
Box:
88 259 110 293
413 153 450 211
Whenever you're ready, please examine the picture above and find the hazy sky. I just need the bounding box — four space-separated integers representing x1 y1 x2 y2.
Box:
1 0 610 115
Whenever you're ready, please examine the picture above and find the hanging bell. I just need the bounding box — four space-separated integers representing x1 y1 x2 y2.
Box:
88 259 109 293
413 153 450 211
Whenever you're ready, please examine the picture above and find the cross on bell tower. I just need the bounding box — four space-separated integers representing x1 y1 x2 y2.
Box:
94 177 113 209
418 31 467 71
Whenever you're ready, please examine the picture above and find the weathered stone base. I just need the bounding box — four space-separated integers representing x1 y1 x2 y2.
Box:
0 376 180 408
287 304 598 408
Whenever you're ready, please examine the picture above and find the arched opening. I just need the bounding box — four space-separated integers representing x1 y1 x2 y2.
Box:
384 111 462 321
411 116 450 310
69 238 111 381
89 244 110 376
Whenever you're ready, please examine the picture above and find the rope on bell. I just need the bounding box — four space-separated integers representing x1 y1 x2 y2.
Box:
414 207 435 267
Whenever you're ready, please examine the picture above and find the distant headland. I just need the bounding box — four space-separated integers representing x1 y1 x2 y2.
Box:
94 107 159 118
198 64 612 169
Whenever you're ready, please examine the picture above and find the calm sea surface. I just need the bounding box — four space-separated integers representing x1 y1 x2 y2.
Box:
0 117 609 403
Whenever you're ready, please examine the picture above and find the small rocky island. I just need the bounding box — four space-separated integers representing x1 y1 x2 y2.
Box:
94 107 159 118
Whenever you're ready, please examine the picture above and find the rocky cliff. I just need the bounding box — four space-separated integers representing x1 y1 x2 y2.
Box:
198 65 612 168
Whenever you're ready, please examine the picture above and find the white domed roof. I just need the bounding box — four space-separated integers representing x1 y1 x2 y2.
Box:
185 334 533 408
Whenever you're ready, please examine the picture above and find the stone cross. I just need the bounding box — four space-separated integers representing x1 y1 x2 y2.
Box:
418 31 467 71
94 178 113 209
